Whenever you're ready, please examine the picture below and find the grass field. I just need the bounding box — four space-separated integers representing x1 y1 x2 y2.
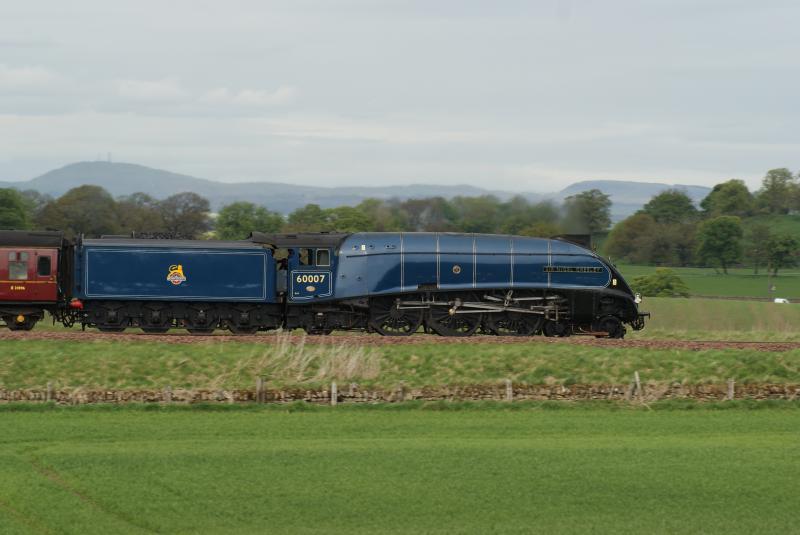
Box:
2 335 800 390
617 264 800 299
1 406 799 534
634 297 800 340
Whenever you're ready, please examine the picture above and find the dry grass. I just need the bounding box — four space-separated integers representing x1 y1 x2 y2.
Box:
207 331 381 389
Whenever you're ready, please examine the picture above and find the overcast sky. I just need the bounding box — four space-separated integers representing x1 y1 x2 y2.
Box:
1 0 799 191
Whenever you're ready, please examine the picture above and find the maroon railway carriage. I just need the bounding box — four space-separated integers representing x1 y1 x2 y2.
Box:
0 231 66 330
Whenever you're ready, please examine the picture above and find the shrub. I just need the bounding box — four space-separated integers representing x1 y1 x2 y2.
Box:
632 268 690 297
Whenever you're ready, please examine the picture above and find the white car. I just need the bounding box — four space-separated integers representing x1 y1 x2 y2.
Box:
774 298 790 304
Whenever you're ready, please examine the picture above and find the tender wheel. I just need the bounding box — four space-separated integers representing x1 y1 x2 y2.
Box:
228 324 260 335
369 297 423 336
543 320 570 337
4 315 38 331
485 313 543 336
303 326 334 336
427 307 482 337
594 316 626 339
185 306 218 334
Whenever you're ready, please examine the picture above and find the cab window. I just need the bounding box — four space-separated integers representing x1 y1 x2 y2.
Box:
8 251 28 280
316 249 331 267
37 256 52 277
299 248 313 266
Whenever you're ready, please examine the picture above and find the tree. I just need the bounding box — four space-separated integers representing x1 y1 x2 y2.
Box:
159 192 211 239
355 199 405 231
743 223 772 274
757 168 796 214
285 204 326 231
765 234 799 276
632 268 690 297
642 189 697 224
604 213 658 264
695 216 743 274
517 222 561 238
0 188 32 229
36 185 120 237
452 195 501 233
399 197 457 232
324 206 373 232
500 198 561 235
117 192 165 234
562 189 611 234
216 202 284 240
700 179 753 217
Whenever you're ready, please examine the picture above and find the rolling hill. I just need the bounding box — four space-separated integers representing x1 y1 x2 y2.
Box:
0 161 711 218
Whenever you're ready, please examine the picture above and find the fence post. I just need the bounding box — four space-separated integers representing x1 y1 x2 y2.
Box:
634 371 643 401
164 385 172 403
331 381 338 406
505 379 513 402
727 378 735 401
46 381 52 403
256 377 265 403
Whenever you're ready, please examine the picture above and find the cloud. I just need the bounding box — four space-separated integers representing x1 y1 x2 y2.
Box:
201 86 296 107
116 77 187 102
0 64 58 90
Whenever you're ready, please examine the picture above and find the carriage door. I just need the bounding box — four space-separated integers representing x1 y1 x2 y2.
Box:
32 250 58 301
289 247 333 301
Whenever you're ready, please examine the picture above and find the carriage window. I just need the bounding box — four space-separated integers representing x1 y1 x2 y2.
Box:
37 256 51 277
299 248 312 266
9 252 28 280
316 249 330 267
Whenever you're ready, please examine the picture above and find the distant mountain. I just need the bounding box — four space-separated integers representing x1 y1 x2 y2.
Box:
0 161 513 213
0 161 712 219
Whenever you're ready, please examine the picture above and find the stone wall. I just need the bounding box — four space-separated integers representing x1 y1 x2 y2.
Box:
1 382 798 404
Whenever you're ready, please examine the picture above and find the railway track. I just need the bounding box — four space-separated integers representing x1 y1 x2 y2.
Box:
1 330 799 351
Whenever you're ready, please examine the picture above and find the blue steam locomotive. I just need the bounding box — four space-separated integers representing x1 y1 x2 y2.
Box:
2 230 647 337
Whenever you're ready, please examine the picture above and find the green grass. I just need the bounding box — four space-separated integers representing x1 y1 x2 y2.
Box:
2 336 800 390
618 263 800 299
1 407 799 533
631 297 800 340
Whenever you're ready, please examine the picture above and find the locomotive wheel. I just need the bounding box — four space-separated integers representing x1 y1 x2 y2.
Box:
542 320 569 338
98 326 126 333
4 315 37 331
141 327 170 334
303 326 334 336
369 297 423 336
485 313 542 336
427 307 482 337
594 316 625 339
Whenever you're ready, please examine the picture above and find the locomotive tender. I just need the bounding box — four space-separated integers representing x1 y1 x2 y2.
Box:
0 229 646 337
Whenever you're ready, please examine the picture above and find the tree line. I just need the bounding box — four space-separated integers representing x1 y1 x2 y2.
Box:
0 184 611 241
605 168 800 275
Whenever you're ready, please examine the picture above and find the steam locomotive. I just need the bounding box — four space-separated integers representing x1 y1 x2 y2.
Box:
0 230 646 337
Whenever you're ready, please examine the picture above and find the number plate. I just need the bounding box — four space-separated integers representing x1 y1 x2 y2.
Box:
290 270 332 299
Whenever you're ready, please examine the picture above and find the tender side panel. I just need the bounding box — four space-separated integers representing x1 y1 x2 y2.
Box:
79 246 273 302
